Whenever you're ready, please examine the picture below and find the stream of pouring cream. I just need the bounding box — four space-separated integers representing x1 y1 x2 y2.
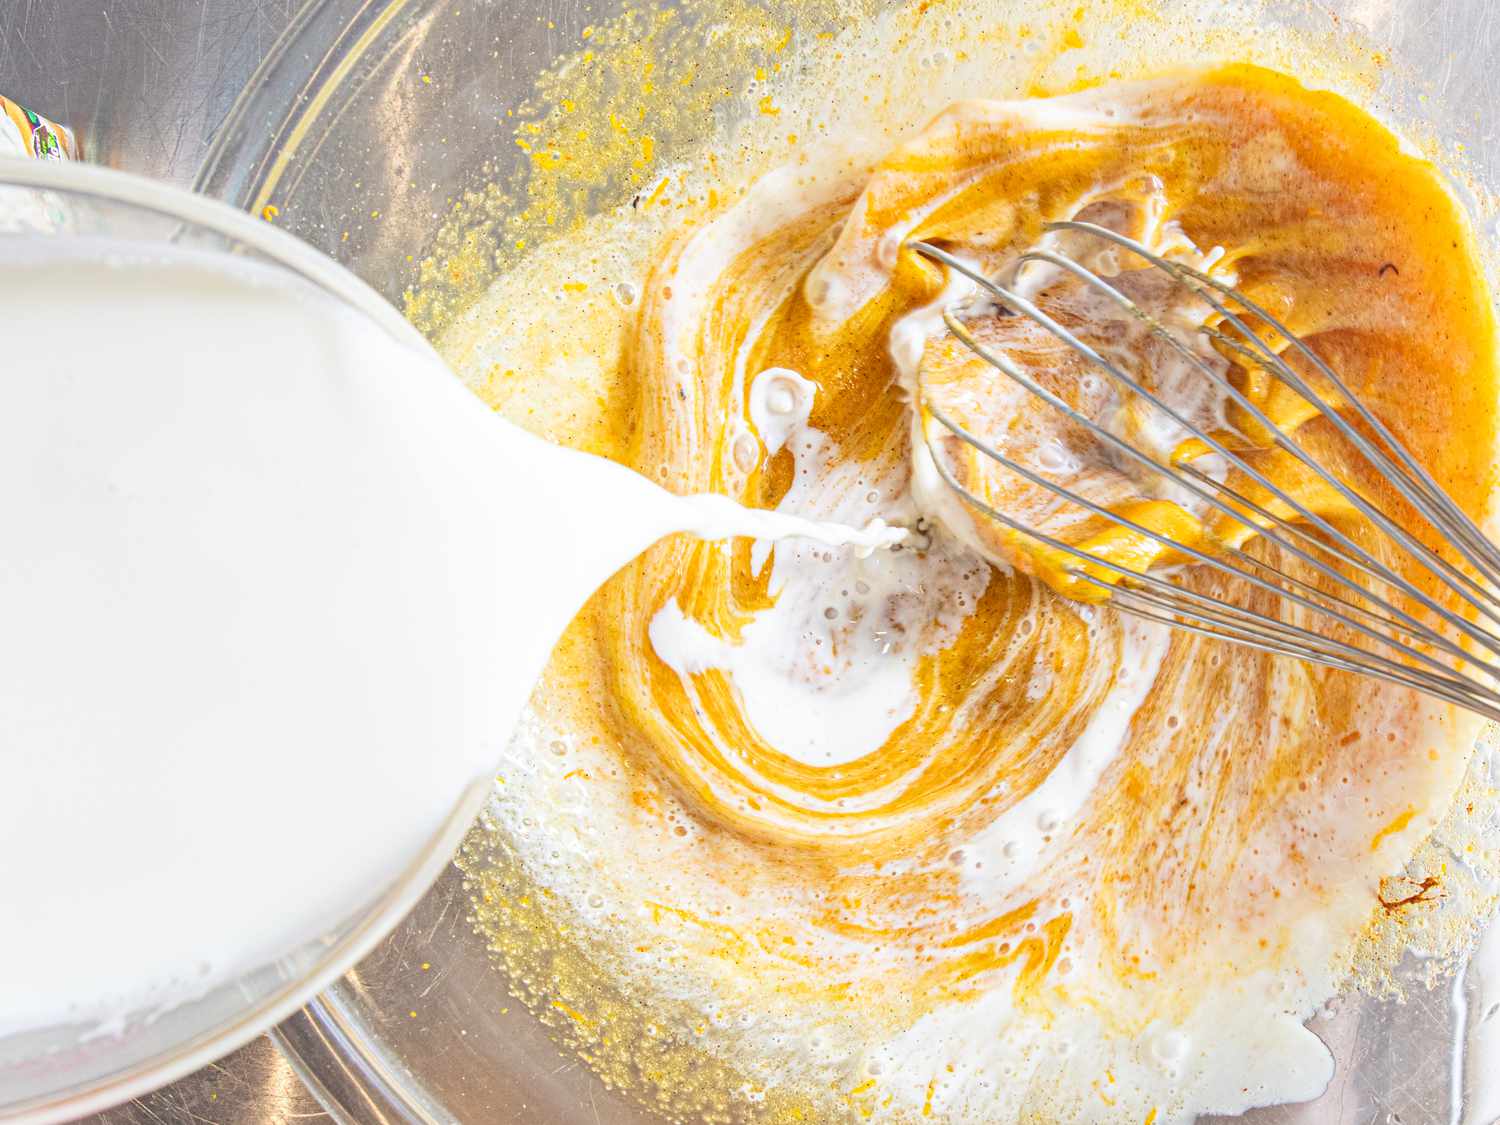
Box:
0 238 900 1039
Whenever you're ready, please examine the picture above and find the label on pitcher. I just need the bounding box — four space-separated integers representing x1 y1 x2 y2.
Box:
1 95 76 161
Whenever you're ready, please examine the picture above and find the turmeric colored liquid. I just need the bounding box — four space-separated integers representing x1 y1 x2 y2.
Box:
456 64 1498 1124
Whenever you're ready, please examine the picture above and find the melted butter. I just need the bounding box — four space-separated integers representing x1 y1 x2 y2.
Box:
441 4 1499 1122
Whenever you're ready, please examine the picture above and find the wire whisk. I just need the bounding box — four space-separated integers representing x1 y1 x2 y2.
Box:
907 221 1500 721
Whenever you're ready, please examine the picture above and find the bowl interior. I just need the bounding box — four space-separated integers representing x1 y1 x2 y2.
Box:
198 1 1500 1121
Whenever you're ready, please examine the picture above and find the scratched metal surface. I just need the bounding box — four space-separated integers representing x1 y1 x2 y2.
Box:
1 7 333 1123
61 1043 329 1125
0 0 299 182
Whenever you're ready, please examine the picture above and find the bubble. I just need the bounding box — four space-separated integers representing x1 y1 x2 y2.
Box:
1151 1029 1191 1066
732 431 761 472
766 384 798 414
1002 840 1022 860
890 321 926 372
806 271 843 309
1037 809 1062 833
1036 438 1074 474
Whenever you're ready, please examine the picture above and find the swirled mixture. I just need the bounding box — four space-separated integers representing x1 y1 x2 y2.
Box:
447 55 1498 1125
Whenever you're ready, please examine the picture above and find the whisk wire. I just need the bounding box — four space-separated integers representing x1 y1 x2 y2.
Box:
1101 575 1500 707
1009 243 1500 638
1101 591 1500 721
928 392 1493 692
905 223 1500 719
916 241 1500 661
930 443 1500 718
1186 278 1500 618
1051 221 1500 605
921 241 1409 583
1142 229 1500 579
1217 545 1474 666
1022 230 1500 635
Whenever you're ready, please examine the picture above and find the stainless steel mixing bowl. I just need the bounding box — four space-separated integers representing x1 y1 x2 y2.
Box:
192 1 1500 1120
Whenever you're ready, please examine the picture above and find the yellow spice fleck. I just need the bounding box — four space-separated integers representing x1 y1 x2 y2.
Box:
552 1000 598 1028
1371 806 1419 852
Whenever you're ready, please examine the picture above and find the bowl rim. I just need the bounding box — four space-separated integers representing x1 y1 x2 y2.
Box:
192 0 418 220
0 157 493 1125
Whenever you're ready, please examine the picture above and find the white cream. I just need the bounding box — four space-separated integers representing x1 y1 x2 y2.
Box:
652 363 981 769
867 960 1336 1124
649 586 920 768
955 611 1170 898
0 239 902 1042
748 366 818 457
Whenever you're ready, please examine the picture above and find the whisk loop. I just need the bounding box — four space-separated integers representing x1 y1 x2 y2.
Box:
907 221 1500 720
